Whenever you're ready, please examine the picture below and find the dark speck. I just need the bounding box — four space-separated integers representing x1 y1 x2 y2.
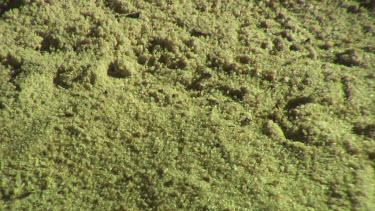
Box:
126 12 140 19
289 44 299 51
190 29 210 37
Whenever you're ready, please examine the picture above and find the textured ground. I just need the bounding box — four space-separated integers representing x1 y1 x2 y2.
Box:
0 0 374 210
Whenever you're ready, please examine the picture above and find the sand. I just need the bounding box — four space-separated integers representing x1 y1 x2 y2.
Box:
1 0 374 210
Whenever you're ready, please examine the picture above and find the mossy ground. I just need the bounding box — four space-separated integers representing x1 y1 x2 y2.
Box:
0 0 374 210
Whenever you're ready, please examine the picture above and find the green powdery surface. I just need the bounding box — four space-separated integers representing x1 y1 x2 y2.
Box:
0 0 374 210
